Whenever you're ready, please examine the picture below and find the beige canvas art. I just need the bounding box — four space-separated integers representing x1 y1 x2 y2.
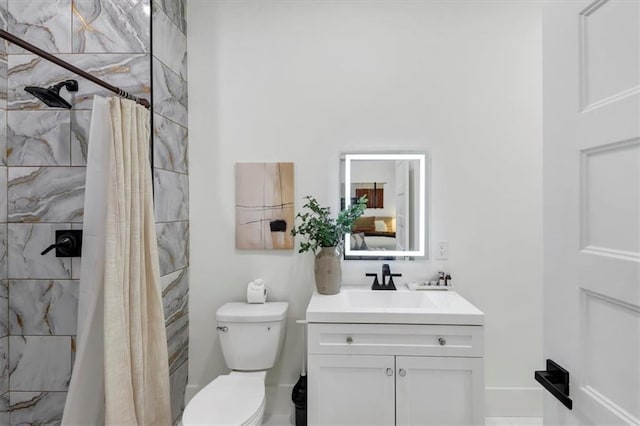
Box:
235 162 295 250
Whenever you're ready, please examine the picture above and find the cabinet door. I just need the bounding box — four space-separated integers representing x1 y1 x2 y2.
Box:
396 356 484 426
308 354 395 426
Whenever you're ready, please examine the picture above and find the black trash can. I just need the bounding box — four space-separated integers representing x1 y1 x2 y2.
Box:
291 374 307 426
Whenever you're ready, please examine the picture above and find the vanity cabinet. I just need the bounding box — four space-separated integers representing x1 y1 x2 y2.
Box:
395 356 483 425
308 354 396 426
307 323 484 426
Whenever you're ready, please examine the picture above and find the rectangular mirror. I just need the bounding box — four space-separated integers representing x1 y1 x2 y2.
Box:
341 153 429 260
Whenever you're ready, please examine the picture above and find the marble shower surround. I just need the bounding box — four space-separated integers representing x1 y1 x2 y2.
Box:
152 0 189 422
0 1 7 421
154 0 186 35
153 113 188 173
153 57 187 128
154 168 189 222
0 0 160 424
72 0 150 54
7 110 71 166
6 0 72 55
152 4 187 80
9 336 72 391
162 268 188 374
0 0 189 423
8 280 79 336
8 167 86 222
6 392 66 425
6 0 150 55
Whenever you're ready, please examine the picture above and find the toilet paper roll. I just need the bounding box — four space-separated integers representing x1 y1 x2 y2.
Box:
247 280 267 304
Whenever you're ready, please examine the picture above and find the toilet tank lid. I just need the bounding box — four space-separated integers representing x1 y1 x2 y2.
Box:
217 302 289 322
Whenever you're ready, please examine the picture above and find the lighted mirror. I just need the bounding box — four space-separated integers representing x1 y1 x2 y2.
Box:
341 153 428 260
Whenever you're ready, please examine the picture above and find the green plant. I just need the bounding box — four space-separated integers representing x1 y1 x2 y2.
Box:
291 195 368 254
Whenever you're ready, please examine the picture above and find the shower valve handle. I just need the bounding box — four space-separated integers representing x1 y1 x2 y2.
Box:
41 237 73 255
41 230 83 257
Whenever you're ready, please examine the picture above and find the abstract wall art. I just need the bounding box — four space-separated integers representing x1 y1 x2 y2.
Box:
235 162 295 249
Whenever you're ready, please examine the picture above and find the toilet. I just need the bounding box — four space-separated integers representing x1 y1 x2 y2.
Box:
183 301 289 426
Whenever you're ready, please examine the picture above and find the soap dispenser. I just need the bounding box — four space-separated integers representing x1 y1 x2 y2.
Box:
445 274 452 287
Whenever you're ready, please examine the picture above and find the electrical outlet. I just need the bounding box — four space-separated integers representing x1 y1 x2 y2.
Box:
436 241 448 259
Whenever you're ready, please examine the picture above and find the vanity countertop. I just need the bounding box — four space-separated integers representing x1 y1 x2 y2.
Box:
306 285 484 325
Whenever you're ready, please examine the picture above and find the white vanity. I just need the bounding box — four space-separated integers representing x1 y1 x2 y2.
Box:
308 152 484 424
305 286 485 426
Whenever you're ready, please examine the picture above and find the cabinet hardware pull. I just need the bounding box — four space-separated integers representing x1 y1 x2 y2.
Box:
438 337 446 346
346 336 353 344
386 368 393 376
216 326 228 332
399 368 406 377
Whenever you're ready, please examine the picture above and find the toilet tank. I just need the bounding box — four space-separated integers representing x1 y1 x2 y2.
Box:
216 302 289 371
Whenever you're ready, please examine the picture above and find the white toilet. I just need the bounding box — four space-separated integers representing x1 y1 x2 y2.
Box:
183 301 289 426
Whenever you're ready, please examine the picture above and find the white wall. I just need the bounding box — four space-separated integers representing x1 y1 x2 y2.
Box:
188 0 543 417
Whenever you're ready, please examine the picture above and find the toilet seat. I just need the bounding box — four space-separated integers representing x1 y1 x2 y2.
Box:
182 375 265 426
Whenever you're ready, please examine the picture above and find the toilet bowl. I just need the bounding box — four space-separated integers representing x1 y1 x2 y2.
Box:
182 372 266 426
182 302 288 426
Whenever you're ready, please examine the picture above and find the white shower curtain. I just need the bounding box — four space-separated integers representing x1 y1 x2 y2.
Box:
63 96 171 426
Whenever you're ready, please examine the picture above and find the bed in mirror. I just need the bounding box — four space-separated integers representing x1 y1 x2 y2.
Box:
341 153 429 260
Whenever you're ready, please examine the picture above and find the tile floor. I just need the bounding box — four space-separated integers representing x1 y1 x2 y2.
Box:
263 414 544 426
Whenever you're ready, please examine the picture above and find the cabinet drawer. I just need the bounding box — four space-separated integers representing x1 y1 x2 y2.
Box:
307 323 483 357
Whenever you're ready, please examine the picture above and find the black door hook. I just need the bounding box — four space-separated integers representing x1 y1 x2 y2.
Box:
535 359 573 410
41 230 83 257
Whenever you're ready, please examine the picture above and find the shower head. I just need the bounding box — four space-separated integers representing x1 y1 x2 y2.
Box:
24 79 79 109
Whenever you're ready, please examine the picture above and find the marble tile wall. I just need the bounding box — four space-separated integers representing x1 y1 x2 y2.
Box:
0 0 190 422
0 0 9 419
0 0 190 424
152 0 189 423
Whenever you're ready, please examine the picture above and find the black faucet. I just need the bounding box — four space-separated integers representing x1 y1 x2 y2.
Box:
367 263 402 290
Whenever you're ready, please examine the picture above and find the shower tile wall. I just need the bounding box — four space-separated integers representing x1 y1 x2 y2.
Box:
152 0 189 423
0 0 189 424
0 1 9 425
0 0 150 421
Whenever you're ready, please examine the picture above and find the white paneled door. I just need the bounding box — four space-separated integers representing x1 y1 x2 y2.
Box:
543 1 639 425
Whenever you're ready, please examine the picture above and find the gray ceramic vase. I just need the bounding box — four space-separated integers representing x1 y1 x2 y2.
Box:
314 246 342 295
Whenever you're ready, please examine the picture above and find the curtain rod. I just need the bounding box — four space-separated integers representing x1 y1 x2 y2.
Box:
0 29 151 109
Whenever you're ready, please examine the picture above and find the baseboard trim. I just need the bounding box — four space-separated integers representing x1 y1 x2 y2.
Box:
485 386 543 417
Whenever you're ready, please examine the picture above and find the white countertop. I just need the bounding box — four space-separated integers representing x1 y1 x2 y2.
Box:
306 285 484 325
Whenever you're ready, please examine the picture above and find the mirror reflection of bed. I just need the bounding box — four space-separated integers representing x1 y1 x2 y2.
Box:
350 216 396 250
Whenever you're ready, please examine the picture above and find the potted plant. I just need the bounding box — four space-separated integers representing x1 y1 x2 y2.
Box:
291 195 367 295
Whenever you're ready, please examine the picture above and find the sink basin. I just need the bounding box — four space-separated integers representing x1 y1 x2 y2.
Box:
346 291 435 309
306 286 484 325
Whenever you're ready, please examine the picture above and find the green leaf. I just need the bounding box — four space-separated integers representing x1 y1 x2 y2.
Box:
291 195 368 254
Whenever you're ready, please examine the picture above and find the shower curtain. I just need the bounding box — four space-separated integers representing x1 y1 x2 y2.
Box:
62 96 171 426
